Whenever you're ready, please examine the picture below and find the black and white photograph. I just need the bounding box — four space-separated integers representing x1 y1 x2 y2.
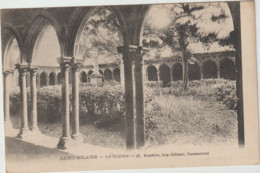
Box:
0 0 259 172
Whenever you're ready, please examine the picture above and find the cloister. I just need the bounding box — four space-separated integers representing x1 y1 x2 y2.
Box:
1 2 243 149
10 50 236 88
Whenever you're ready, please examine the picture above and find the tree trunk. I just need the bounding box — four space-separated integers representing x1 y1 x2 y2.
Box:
180 46 189 91
182 55 189 91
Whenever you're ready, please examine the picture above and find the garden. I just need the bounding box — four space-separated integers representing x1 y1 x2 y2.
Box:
9 79 238 149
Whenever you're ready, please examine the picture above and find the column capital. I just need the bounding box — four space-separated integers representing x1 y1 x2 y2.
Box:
71 57 83 72
117 45 142 54
118 45 147 64
3 69 13 76
60 62 71 72
57 56 73 64
16 64 30 74
29 66 39 75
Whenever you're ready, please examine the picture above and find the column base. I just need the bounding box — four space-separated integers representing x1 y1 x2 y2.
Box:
71 133 83 142
57 136 74 150
17 127 32 139
30 126 42 134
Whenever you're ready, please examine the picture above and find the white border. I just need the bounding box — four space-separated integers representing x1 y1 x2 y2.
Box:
0 0 259 173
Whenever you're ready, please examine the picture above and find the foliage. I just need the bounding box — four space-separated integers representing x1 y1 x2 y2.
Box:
77 8 123 64
214 82 238 110
143 3 234 90
10 79 237 146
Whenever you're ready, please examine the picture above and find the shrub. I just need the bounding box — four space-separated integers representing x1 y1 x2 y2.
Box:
10 84 125 123
214 81 238 110
79 84 125 124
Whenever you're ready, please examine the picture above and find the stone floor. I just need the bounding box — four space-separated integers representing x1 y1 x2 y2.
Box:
4 128 242 173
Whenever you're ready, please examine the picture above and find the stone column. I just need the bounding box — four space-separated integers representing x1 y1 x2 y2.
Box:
217 64 221 79
157 71 160 81
16 64 30 139
200 65 204 79
71 58 83 142
3 69 13 129
133 46 145 148
57 58 72 149
29 67 40 133
46 76 49 86
170 68 173 82
118 46 135 149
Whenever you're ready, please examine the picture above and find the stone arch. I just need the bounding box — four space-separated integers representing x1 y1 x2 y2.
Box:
2 25 23 67
64 7 128 57
23 11 63 63
159 64 171 86
202 60 218 79
188 63 201 81
220 58 236 80
104 69 113 81
80 71 88 83
147 65 158 81
113 68 121 82
49 72 56 85
40 72 48 87
57 72 62 85
172 63 183 81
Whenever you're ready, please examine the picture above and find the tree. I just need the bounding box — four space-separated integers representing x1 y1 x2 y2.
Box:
76 8 123 65
143 3 233 90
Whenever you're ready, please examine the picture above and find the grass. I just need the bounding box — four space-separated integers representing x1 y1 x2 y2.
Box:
145 95 237 147
10 114 126 149
10 80 238 148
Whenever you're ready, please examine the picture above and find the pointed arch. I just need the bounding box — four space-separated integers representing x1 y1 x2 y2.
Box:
64 7 128 57
2 25 23 68
23 10 63 63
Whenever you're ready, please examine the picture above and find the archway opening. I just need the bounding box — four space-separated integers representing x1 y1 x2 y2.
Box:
188 63 201 81
203 60 217 79
159 64 171 86
147 65 158 81
4 37 20 88
32 24 61 81
172 63 183 81
104 69 112 81
80 71 88 83
220 59 236 80
40 72 48 87
75 7 123 80
113 68 120 82
49 72 56 85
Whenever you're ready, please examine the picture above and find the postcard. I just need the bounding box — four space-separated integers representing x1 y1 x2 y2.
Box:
1 0 259 173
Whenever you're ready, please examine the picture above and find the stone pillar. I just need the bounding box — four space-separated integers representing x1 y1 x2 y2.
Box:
3 69 13 129
71 58 83 142
200 65 204 79
29 67 40 133
16 64 30 138
157 71 160 81
46 76 49 86
133 46 145 148
217 65 221 79
57 58 72 149
118 46 135 149
170 68 173 82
